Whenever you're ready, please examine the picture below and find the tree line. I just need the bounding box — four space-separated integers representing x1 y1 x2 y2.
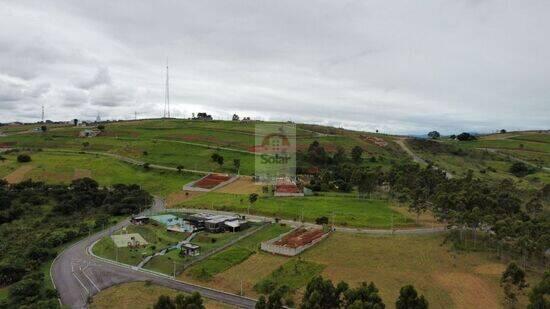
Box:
0 178 152 308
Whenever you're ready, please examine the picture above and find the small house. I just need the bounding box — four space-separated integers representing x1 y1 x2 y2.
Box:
130 215 149 225
224 219 248 232
180 243 200 257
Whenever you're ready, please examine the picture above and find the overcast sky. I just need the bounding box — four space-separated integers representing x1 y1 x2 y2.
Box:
0 1 549 134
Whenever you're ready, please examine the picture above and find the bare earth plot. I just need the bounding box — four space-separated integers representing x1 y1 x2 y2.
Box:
73 168 92 180
3 165 34 184
214 177 261 194
166 190 205 207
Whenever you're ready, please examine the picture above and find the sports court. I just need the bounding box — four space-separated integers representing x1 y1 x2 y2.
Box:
111 233 148 248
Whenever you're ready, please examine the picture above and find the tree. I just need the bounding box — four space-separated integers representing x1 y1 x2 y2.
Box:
501 263 528 307
456 132 476 141
409 196 430 225
427 131 440 139
154 295 175 309
143 162 150 170
0 155 6 162
82 142 90 148
248 193 258 214
256 287 288 309
525 198 543 216
211 153 224 168
500 129 507 134
233 159 241 174
351 146 363 163
315 216 329 225
528 271 549 309
40 125 47 132
300 276 342 309
358 172 377 198
97 125 105 131
333 147 347 165
216 155 224 168
73 119 78 126
232 114 240 121
449 134 456 140
342 281 385 309
174 292 205 309
177 165 184 173
17 154 31 163
395 285 428 309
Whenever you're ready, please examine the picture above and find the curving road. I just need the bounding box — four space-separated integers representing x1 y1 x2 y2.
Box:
51 197 256 309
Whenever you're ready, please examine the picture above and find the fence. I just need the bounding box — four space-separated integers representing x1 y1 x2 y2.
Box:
260 227 330 256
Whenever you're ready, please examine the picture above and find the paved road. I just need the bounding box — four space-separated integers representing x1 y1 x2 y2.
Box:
51 198 256 309
166 207 447 235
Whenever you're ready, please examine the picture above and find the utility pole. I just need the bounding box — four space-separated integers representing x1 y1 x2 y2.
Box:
173 261 176 278
41 104 44 123
163 61 170 118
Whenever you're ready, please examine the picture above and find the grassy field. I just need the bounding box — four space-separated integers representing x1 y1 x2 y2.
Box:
175 192 414 228
90 281 231 309
254 259 325 293
440 131 550 167
408 137 550 187
0 151 199 196
0 119 405 176
182 223 292 282
190 232 540 308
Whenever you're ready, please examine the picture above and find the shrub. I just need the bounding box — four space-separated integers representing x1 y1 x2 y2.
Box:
315 216 329 225
17 154 31 163
509 162 535 177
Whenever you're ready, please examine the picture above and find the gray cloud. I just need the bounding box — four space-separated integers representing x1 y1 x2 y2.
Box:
77 67 112 90
0 0 548 134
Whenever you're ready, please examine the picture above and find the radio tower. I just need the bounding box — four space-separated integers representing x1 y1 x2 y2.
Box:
163 63 170 118
41 104 44 123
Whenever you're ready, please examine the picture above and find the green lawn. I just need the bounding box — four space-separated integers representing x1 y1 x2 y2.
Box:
189 247 254 280
143 225 266 275
176 193 413 228
185 223 292 281
254 259 325 293
0 151 199 196
0 286 8 301
92 223 189 266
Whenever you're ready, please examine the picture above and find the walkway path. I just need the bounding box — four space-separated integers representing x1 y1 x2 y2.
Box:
395 138 454 178
43 148 211 175
478 147 550 172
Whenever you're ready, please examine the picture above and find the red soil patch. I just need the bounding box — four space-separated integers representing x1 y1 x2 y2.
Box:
359 135 388 147
3 165 34 184
73 169 92 180
166 191 204 207
275 227 325 248
193 174 231 189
